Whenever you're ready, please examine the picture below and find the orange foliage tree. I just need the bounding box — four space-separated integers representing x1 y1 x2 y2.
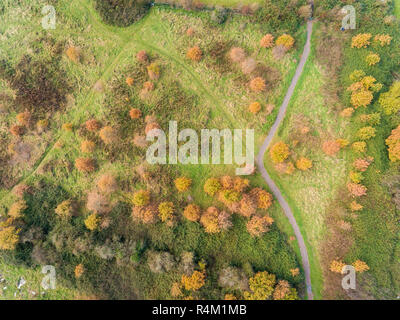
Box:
75 158 96 173
187 46 202 62
249 77 266 92
181 271 205 291
183 204 201 222
386 125 400 162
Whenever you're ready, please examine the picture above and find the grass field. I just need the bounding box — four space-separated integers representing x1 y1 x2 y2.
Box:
0 0 309 299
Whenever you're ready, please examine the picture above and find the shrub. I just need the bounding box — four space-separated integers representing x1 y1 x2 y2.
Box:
233 177 249 193
75 158 96 173
386 125 400 162
275 34 295 49
340 108 354 118
353 157 373 171
132 190 150 206
379 82 400 115
250 188 273 209
55 200 74 218
248 102 261 114
249 77 266 92
84 213 100 231
336 139 349 148
87 191 111 214
129 108 142 119
352 260 369 273
183 204 201 222
229 47 246 63
126 77 134 86
132 205 158 224
260 34 274 48
347 182 367 197
16 110 31 126
66 46 80 62
200 207 220 233
187 46 202 62
374 34 392 46
74 264 85 278
99 126 118 145
147 63 160 80
204 178 222 196
349 171 364 184
181 271 205 291
357 126 376 140
81 140 96 153
296 157 312 171
350 89 373 108
270 141 289 163
220 176 234 189
97 174 118 194
174 177 192 192
158 202 174 222
8 200 27 219
349 70 365 82
85 119 101 132
0 226 20 250
365 53 380 66
351 33 372 48
352 141 367 153
360 113 381 125
322 140 341 156
238 194 256 217
12 184 30 198
218 189 240 205
244 271 276 300
246 215 274 237
350 200 363 212
136 50 148 63
10 125 25 136
241 58 257 75
329 260 345 273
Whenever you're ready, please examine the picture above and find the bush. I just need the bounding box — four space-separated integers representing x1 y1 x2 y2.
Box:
244 271 276 300
132 205 158 224
386 125 400 162
200 207 220 233
322 140 341 156
352 141 367 153
379 82 400 115
353 157 373 171
74 264 85 278
158 202 174 222
275 34 295 49
329 260 345 273
97 174 118 194
81 140 96 153
249 77 266 92
374 34 392 46
183 204 201 222
94 0 151 27
357 126 376 140
351 33 372 49
270 141 289 163
0 225 20 250
260 34 274 48
187 46 202 62
84 213 100 231
55 200 74 218
132 190 150 206
181 271 205 291
85 119 101 132
8 200 27 219
246 215 274 237
238 194 256 217
174 177 192 192
204 178 222 196
99 126 119 145
250 188 273 209
229 47 245 63
347 182 367 197
75 158 96 173
365 53 380 66
66 46 80 62
126 77 134 86
352 260 369 273
296 157 312 171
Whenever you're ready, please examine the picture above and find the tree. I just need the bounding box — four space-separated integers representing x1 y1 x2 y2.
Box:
87 191 110 214
351 33 372 48
340 107 355 118
181 271 205 291
99 126 118 145
85 119 101 132
10 125 25 136
81 140 96 153
229 47 245 62
352 141 367 153
244 271 276 300
238 194 256 217
66 46 80 62
347 182 367 197
246 215 274 237
353 157 373 171
374 34 392 46
250 188 273 209
126 77 134 86
241 58 257 75
75 158 96 173
270 141 289 163
386 125 400 162
379 82 400 115
174 177 192 192
260 34 274 48
204 178 222 196
352 260 369 273
200 207 221 233
132 190 150 206
132 205 157 224
349 171 364 184
8 200 27 219
97 174 118 194
147 63 160 80
74 264 85 278
136 50 148 63
145 121 160 135
322 140 341 156
0 225 20 250
275 34 295 49
233 177 249 193
220 176 234 189
187 46 202 62
296 157 312 171
273 280 290 300
365 53 380 66
158 202 174 222
350 89 373 108
55 200 75 218
16 110 31 126
84 213 100 231
248 102 261 114
249 77 266 92
350 200 363 212
329 260 346 273
129 108 142 119
357 126 376 140
183 204 201 222
218 189 240 206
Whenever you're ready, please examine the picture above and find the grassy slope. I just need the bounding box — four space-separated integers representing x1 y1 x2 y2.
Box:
0 0 309 299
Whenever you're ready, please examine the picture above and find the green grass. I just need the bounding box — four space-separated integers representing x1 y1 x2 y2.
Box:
395 0 400 18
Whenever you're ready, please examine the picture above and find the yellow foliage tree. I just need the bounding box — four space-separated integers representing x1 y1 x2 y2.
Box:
174 177 192 192
296 157 312 171
181 271 205 291
270 142 289 163
84 213 100 231
244 271 276 300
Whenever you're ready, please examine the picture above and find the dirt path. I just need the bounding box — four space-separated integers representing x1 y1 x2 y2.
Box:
256 20 314 300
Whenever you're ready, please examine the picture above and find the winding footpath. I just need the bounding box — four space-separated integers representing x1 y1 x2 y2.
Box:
256 20 314 300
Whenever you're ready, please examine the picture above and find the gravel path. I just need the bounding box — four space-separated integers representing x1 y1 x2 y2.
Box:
256 20 314 300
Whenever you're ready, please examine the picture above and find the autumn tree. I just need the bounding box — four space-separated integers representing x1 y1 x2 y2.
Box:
85 119 101 132
81 140 96 153
16 110 31 127
386 124 400 162
174 177 192 192
74 264 85 278
10 125 25 136
260 34 274 48
246 215 274 237
204 178 222 196
329 260 346 273
238 194 256 217
147 63 161 80
347 182 367 197
273 280 290 300
357 126 376 140
132 190 150 206
86 191 110 214
351 33 372 48
187 46 202 62
126 77 134 86
379 81 400 115
75 158 96 173
350 200 363 212
220 176 234 189
84 213 100 231
0 224 20 250
248 102 261 114
241 58 256 75
250 188 273 209
233 177 249 193
181 270 205 291
374 34 392 46
270 141 289 163
322 140 341 156
99 126 118 145
275 34 295 49
352 141 367 153
8 200 27 219
129 108 142 119
158 202 174 222
244 271 276 300
296 157 312 171
66 46 80 62
183 204 201 222
229 47 245 62
97 174 118 194
352 260 369 273
55 200 75 218
249 77 266 93
136 50 148 63
365 53 380 66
